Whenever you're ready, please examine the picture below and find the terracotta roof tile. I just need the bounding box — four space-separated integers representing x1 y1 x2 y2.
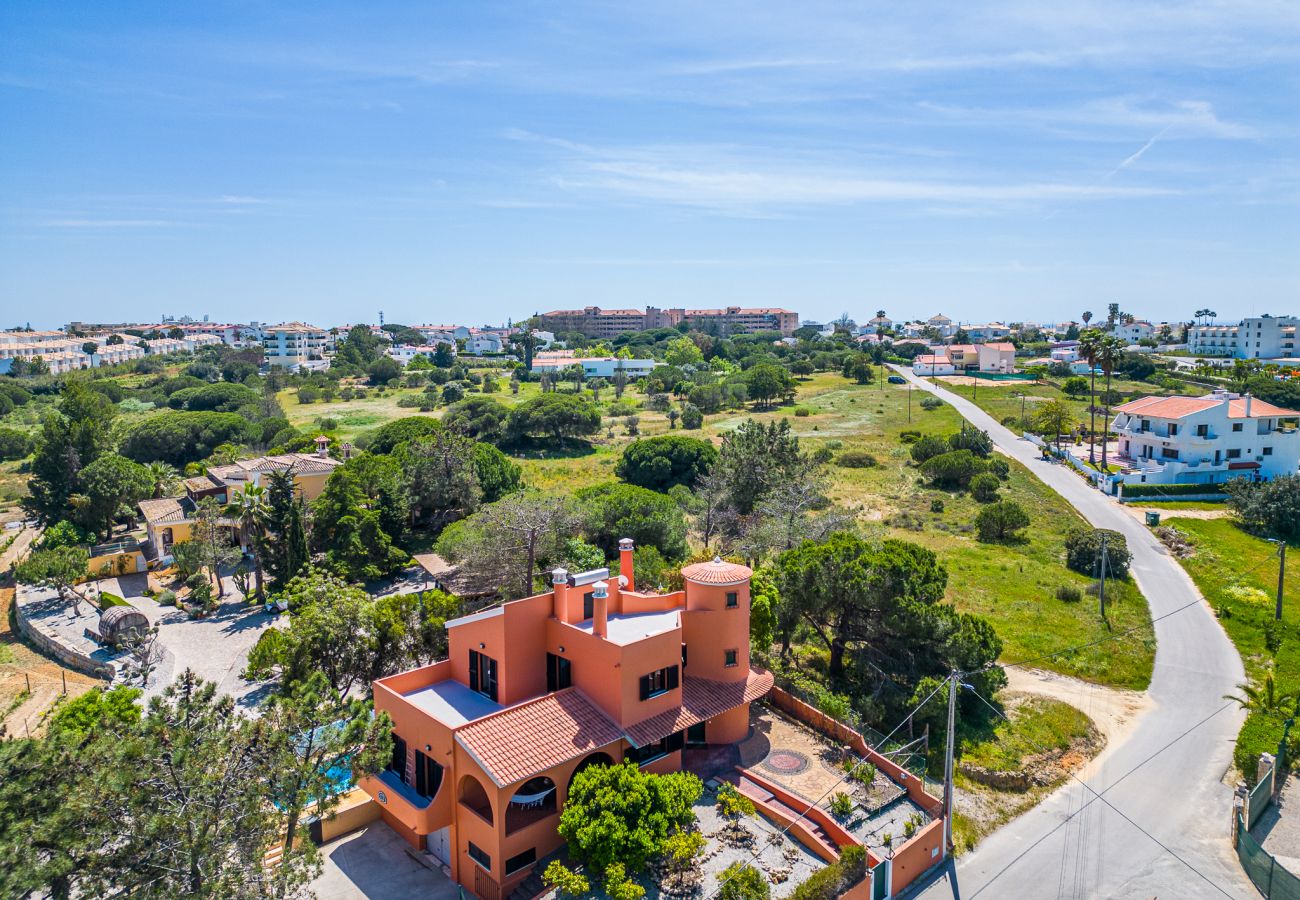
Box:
624 669 774 748
1115 395 1300 420
454 689 624 787
680 558 753 585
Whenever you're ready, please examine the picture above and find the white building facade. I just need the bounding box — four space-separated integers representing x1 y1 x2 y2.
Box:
1189 315 1299 359
1112 391 1300 486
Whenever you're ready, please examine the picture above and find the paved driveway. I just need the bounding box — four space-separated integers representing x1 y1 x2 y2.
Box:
314 826 459 899
896 368 1254 899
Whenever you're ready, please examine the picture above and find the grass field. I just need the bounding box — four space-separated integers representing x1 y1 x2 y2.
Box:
1161 516 1296 776
290 368 1155 689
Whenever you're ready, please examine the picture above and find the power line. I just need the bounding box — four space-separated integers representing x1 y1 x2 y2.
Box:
705 677 952 899
964 686 1236 899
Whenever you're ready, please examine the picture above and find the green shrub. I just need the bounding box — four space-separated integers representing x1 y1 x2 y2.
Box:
836 451 877 469
930 498 945 513
794 407 811 417
919 396 943 410
97 592 129 607
976 500 1030 542
920 449 988 487
1122 481 1225 498
910 434 948 464
1064 528 1131 579
829 792 853 817
970 473 1001 502
989 457 1010 479
718 862 770 900
1056 584 1082 603
949 427 993 457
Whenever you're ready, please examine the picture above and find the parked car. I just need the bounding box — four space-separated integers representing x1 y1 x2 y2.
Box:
887 375 907 384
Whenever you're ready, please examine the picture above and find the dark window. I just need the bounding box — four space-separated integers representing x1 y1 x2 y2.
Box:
686 721 707 746
724 649 739 668
1160 448 1179 460
1264 447 1274 456
639 665 679 700
627 730 685 765
1168 424 1179 436
546 653 572 692
505 848 537 876
726 591 738 608
583 591 594 620
388 733 407 778
469 650 499 702
468 842 491 871
681 643 688 669
414 749 443 800
1233 423 1244 432
1140 419 1150 432
1227 448 1242 459
1195 424 1208 437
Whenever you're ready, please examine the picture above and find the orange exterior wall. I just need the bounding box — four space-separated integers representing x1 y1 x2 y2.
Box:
681 580 750 685
890 817 945 893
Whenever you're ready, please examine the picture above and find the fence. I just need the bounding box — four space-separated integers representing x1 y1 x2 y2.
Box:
1234 722 1297 897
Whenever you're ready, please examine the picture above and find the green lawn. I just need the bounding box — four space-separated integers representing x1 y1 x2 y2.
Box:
960 695 1094 773
1161 516 1296 776
288 366 1154 689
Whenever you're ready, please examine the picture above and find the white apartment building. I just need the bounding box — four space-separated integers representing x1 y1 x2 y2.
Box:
1112 320 1156 343
1189 315 1299 359
962 323 1012 343
1112 390 1300 486
263 322 330 367
531 355 659 379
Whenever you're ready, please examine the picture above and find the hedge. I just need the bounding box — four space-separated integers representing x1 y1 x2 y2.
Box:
1121 481 1226 498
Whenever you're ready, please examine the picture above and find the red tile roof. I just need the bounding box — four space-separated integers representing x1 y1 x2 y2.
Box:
624 669 774 748
983 342 1016 351
680 558 753 585
1115 395 1300 420
454 689 623 787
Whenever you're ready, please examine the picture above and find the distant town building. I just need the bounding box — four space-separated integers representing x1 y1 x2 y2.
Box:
1188 315 1299 359
911 342 1016 376
536 306 799 338
530 352 658 379
263 322 330 368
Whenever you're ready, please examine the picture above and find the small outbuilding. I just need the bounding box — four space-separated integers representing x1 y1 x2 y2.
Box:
97 606 149 648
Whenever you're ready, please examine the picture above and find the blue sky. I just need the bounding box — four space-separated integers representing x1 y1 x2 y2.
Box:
2 1 1298 328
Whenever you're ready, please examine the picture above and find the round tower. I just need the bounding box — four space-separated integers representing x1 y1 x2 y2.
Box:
680 557 753 684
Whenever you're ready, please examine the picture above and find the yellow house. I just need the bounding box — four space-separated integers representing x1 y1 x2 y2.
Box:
138 441 343 562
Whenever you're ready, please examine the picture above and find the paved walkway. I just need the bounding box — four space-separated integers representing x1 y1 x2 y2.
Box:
894 367 1254 900
314 826 459 899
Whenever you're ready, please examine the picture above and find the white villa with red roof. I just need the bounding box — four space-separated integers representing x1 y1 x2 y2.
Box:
1111 390 1300 486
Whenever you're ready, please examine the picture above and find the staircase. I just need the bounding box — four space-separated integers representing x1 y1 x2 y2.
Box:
507 865 548 900
734 774 840 860
263 843 283 874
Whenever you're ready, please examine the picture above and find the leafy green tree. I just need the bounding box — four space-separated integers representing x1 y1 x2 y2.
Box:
577 482 689 560
605 863 647 900
909 434 949 464
325 509 410 582
312 456 407 557
975 500 1029 542
679 402 703 429
714 419 806 515
1034 399 1075 451
1064 527 1131 579
745 362 794 409
395 430 480 527
118 411 255 466
919 449 988 488
71 453 152 540
543 860 591 897
24 380 118 524
37 519 91 550
616 435 718 493
367 356 402 385
506 393 602 444
167 382 258 412
775 532 948 679
970 472 1001 503
15 545 90 612
261 469 309 588
472 442 521 503
1096 335 1126 468
360 416 442 455
436 491 577 597
191 496 241 599
433 342 456 368
1226 475 1300 542
948 426 993 457
749 568 780 653
0 427 34 461
445 396 511 444
1062 376 1089 398
264 672 393 852
558 761 702 874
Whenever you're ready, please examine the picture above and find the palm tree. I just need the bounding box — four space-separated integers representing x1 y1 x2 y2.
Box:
145 461 181 499
1081 310 1093 326
226 484 269 600
1078 329 1103 463
1225 670 1296 717
1097 336 1126 470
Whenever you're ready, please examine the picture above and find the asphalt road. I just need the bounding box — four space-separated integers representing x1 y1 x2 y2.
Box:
895 369 1254 900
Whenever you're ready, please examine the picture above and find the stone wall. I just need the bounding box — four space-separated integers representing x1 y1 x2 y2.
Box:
14 589 118 681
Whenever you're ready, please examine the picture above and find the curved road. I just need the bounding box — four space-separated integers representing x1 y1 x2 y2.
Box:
895 369 1253 899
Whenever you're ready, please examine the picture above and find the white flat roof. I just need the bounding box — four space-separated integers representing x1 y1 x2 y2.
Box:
574 609 680 645
403 681 503 727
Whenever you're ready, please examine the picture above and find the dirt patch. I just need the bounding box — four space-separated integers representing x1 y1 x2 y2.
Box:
0 583 103 738
958 692 1104 792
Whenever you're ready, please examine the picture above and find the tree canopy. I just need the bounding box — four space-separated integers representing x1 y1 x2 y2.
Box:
615 435 718 493
506 393 602 444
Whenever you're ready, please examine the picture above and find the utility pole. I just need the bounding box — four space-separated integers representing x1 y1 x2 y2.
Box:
908 386 913 422
942 671 958 852
1276 540 1287 621
1099 532 1109 620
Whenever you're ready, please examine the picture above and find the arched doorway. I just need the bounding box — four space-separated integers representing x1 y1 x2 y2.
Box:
458 774 493 825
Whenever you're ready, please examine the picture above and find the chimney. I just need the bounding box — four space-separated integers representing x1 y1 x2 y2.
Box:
592 580 609 638
1245 394 1253 417
341 442 353 460
314 435 330 458
551 568 570 620
619 538 635 593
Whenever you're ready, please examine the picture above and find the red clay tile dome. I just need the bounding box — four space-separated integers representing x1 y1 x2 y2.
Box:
680 557 752 586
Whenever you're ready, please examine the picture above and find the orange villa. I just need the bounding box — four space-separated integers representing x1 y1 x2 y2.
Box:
362 541 773 898
356 538 946 894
